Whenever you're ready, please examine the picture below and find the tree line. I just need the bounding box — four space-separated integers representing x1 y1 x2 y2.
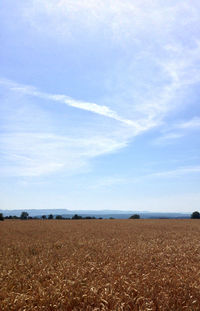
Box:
0 211 142 221
0 212 105 221
1 211 199 221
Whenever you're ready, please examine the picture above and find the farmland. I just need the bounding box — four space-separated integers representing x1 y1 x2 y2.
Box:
0 219 200 310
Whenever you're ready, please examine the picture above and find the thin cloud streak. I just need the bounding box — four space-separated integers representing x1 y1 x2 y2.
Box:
153 116 200 145
152 133 184 145
0 78 145 132
148 166 200 179
177 117 200 129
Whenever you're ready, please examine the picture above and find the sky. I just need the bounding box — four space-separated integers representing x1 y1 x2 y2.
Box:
1 0 200 212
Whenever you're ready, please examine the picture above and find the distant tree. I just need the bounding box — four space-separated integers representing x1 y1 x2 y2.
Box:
41 215 47 220
20 211 29 220
48 214 53 219
191 211 200 219
4 215 13 219
0 213 4 221
79 216 96 219
56 215 63 220
129 214 140 219
72 214 82 220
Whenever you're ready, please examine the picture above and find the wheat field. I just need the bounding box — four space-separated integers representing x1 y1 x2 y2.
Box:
0 219 200 310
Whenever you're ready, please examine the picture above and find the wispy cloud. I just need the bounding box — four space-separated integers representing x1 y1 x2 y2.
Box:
149 166 200 178
21 1 200 45
1 76 159 177
1 69 200 177
0 130 129 177
86 165 200 190
177 117 200 129
0 78 145 132
19 0 200 130
1 0 200 181
153 116 200 144
153 132 184 145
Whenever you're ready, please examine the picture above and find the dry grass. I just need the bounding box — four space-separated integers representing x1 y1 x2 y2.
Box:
0 219 200 310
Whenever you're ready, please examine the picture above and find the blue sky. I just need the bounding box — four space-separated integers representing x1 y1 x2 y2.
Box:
1 0 200 212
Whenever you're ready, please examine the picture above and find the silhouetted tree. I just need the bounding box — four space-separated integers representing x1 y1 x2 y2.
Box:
42 215 47 220
129 214 140 219
48 214 53 219
191 211 200 219
0 213 4 221
4 215 13 219
56 215 63 219
72 214 82 220
20 211 29 220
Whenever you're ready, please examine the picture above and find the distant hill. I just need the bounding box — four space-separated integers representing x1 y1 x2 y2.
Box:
0 209 190 219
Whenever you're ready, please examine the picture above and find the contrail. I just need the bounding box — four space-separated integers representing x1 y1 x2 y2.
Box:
0 78 143 131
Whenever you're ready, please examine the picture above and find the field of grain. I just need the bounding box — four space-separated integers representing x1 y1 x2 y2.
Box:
0 219 200 310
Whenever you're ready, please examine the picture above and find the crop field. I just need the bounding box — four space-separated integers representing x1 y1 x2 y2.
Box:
0 219 200 311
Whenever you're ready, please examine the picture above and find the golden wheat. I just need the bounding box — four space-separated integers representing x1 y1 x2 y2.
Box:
0 219 200 310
